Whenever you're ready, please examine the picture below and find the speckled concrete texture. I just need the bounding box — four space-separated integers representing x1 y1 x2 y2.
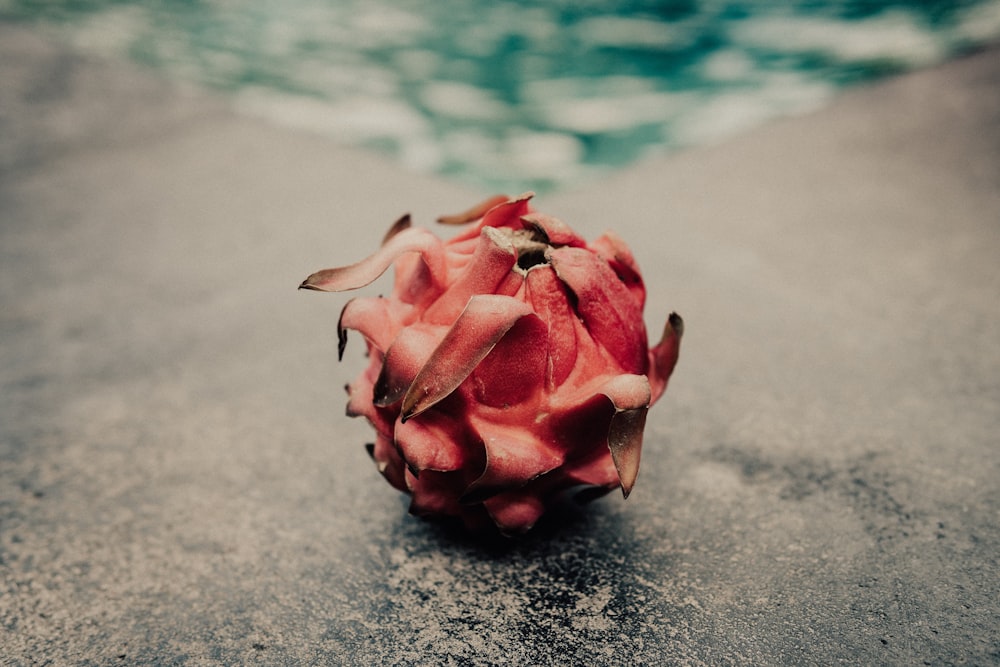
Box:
2 23 999 666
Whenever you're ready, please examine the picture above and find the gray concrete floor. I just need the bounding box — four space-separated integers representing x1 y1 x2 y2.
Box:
2 23 999 666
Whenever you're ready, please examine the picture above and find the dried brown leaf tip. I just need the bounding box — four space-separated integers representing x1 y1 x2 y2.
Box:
301 193 682 534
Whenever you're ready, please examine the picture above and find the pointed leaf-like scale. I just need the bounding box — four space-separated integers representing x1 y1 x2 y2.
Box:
546 382 616 455
382 214 444 305
648 312 684 405
549 374 650 497
345 361 400 454
372 325 441 407
525 266 578 388
371 432 408 492
599 372 652 412
337 297 397 360
493 268 525 299
445 235 482 266
590 231 646 310
461 429 563 504
470 313 547 408
549 246 648 374
346 358 394 432
608 407 647 498
345 362 374 416
390 251 440 307
520 212 587 248
546 409 624 493
393 407 468 473
381 213 411 245
599 374 652 498
436 194 510 226
401 295 535 422
423 227 518 325
479 192 534 232
447 192 535 244
299 226 446 292
483 491 546 535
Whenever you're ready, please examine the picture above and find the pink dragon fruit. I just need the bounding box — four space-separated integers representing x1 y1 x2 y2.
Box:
300 193 682 534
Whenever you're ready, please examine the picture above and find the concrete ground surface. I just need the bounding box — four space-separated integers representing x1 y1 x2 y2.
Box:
2 22 999 666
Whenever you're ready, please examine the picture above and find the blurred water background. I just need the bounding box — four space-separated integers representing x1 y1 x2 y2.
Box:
4 0 1000 193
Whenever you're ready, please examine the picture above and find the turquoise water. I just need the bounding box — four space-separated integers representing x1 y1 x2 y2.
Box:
4 1 1000 193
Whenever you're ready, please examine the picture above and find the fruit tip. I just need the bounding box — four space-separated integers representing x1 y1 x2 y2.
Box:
668 312 684 337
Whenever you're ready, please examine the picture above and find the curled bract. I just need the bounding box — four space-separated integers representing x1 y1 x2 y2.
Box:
301 193 682 534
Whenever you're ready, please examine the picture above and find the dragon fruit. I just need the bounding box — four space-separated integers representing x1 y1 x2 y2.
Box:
300 193 682 534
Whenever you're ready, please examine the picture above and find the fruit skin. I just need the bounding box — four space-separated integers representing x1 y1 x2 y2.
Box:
301 193 682 534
